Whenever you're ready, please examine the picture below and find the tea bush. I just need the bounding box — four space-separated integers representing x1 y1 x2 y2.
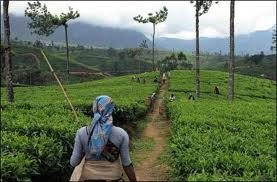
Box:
165 70 276 181
1 72 159 181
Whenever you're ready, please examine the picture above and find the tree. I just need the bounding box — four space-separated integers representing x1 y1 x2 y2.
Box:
228 0 235 101
138 40 149 73
107 47 116 57
249 51 264 65
118 50 127 60
270 29 276 53
139 40 149 49
190 0 218 98
25 1 80 79
33 40 44 49
177 51 187 61
3 0 14 102
134 6 168 71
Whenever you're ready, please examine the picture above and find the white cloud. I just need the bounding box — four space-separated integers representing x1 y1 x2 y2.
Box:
163 30 195 40
7 1 277 40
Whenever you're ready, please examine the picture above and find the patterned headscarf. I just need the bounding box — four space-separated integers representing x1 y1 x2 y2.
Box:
87 95 115 157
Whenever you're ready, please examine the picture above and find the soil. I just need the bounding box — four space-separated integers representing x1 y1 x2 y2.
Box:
134 82 171 181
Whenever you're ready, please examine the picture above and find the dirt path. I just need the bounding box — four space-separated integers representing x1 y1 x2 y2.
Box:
134 83 170 181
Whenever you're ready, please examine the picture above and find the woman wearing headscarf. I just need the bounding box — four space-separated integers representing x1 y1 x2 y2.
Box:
70 95 137 181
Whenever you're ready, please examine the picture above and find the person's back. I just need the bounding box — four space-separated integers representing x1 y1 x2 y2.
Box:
70 95 137 181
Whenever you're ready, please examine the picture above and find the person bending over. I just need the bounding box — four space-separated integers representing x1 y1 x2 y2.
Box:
169 94 176 102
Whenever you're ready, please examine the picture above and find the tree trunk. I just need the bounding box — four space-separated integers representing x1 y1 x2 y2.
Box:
229 0 235 101
64 24 69 81
195 0 200 98
3 0 14 102
152 23 155 71
139 58 141 74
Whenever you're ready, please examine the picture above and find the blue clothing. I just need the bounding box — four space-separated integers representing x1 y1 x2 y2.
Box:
70 126 132 167
88 95 115 157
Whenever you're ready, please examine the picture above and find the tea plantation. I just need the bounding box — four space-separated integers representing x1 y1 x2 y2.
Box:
165 70 276 181
1 69 276 181
1 72 159 181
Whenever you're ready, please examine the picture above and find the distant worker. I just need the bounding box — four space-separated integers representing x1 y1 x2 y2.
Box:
150 92 156 112
167 71 171 80
137 77 140 83
70 95 137 181
169 94 176 102
214 85 220 94
162 73 167 84
154 76 158 83
188 93 195 100
132 75 136 82
143 78 146 84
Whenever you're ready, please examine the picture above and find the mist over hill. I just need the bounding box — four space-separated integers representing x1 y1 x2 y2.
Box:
156 26 275 55
2 14 275 55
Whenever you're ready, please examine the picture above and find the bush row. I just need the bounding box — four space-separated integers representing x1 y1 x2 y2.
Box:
165 70 276 181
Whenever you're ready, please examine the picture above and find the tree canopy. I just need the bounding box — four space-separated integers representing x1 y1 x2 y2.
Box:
133 6 168 24
25 0 80 36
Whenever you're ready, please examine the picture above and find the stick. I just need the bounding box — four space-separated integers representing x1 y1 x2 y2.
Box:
40 50 80 126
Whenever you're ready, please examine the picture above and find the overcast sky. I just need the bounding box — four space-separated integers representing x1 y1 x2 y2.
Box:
7 1 276 40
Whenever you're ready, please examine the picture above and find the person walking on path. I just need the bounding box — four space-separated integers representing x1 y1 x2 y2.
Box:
150 92 156 112
162 73 166 84
70 95 137 181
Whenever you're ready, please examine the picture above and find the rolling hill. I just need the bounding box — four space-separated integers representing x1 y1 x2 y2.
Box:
2 15 275 55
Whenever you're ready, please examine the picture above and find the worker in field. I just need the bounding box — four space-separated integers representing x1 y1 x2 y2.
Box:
154 76 158 83
143 77 146 84
162 72 167 84
169 93 176 102
150 92 156 112
214 85 220 94
137 77 140 83
188 93 195 100
167 71 171 80
132 75 136 82
70 95 137 181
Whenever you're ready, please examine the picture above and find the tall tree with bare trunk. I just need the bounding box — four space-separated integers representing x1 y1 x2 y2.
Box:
190 0 217 98
25 1 79 81
228 0 235 101
3 0 14 102
134 6 168 71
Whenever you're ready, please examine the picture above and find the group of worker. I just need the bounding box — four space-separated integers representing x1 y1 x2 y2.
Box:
131 75 146 84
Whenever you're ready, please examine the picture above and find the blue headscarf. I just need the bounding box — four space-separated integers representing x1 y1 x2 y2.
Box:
87 95 115 157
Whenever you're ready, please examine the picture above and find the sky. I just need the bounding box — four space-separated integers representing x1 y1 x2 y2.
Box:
7 1 277 40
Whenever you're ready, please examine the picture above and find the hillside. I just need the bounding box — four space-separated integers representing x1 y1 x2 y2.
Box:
165 70 276 180
156 25 275 55
2 14 152 48
2 15 275 55
1 41 275 87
